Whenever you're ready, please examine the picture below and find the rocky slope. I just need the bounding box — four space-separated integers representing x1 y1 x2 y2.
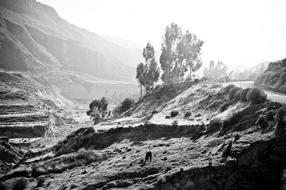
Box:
0 0 139 140
0 70 78 138
255 58 286 94
1 82 285 189
0 0 139 106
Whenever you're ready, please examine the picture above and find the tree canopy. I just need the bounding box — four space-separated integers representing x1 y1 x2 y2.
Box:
160 23 203 84
136 43 160 94
87 97 108 124
113 98 135 115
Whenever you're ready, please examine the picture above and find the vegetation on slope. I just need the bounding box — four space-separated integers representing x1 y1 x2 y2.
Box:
255 58 286 94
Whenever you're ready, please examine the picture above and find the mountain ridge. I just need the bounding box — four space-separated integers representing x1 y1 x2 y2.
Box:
0 0 141 81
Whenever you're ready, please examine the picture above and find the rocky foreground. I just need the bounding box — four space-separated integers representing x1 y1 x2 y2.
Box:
0 82 286 190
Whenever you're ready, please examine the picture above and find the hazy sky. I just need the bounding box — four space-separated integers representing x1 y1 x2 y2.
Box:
39 0 286 71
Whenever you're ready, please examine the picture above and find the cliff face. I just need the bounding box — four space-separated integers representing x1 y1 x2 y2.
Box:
255 58 286 94
0 0 139 81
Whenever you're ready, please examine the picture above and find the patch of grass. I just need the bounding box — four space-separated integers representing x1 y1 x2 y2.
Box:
54 127 95 156
32 149 100 177
220 104 262 135
12 178 27 190
246 88 267 105
206 118 223 134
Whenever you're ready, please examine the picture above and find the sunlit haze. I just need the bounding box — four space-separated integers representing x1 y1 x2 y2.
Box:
39 0 286 71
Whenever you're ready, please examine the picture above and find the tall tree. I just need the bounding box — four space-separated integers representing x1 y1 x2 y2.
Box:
136 43 160 95
136 62 145 98
160 23 203 84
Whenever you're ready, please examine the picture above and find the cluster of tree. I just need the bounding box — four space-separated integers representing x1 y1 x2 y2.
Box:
203 60 231 81
136 23 204 96
136 43 160 96
160 23 203 84
113 98 135 116
86 97 108 124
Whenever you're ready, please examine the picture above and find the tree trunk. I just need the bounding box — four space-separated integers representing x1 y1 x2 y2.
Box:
140 85 142 98
189 65 192 81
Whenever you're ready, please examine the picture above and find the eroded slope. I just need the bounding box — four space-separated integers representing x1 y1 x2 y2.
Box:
1 82 285 189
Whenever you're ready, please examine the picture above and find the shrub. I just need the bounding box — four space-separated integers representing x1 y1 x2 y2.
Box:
113 98 135 115
154 84 161 91
184 111 192 118
229 87 241 100
223 84 236 94
219 102 230 112
170 110 179 117
87 97 108 124
152 110 159 114
246 88 267 104
206 118 222 134
240 88 250 102
12 178 27 190
234 89 242 102
172 120 178 127
120 98 135 111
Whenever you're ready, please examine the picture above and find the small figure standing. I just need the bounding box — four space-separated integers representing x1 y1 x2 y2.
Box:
233 134 240 142
222 141 232 158
145 151 152 163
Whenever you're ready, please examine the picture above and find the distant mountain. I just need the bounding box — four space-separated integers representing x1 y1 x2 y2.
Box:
0 0 140 81
0 0 139 106
104 35 143 50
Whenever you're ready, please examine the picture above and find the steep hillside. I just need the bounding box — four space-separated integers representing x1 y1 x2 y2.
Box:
0 70 77 138
0 0 139 81
255 58 286 94
0 0 140 114
2 82 285 189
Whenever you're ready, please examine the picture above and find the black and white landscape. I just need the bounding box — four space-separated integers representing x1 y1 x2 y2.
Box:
0 0 286 189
